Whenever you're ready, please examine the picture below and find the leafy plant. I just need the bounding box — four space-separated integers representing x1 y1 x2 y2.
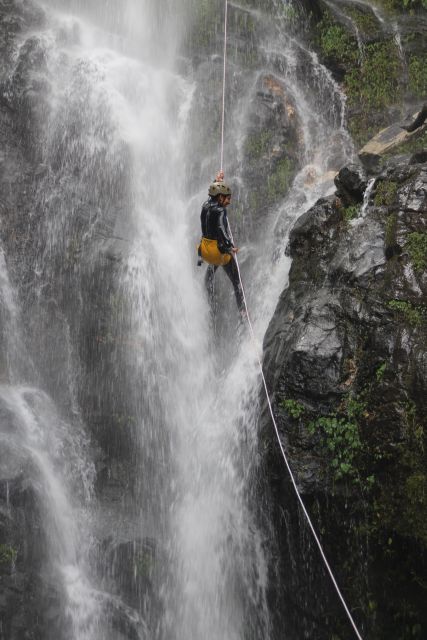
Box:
281 398 305 419
388 300 424 327
308 396 366 480
376 363 387 382
317 13 357 64
309 416 362 479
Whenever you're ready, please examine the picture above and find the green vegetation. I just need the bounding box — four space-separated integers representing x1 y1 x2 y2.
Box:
342 205 360 222
408 55 427 97
317 13 357 65
346 41 401 110
244 130 273 160
376 363 387 381
346 7 379 36
0 544 17 566
279 4 301 23
266 158 294 203
406 232 427 273
386 401 427 545
317 9 403 145
188 0 222 49
388 300 424 327
281 398 305 419
374 181 398 206
382 128 427 159
308 396 366 480
385 213 398 246
378 0 427 11
135 549 153 577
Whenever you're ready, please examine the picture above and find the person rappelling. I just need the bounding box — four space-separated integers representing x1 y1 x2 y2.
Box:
198 171 245 315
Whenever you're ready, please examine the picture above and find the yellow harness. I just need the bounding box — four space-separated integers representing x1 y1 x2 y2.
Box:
198 237 231 267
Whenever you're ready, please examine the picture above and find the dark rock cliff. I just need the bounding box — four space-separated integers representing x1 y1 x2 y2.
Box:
263 159 427 638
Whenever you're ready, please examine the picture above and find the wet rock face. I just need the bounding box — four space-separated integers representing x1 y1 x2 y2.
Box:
334 164 367 204
185 2 303 244
263 159 427 639
0 438 56 640
241 74 302 229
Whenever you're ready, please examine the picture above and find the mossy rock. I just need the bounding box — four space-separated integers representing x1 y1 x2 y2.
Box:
408 54 427 97
406 232 427 273
374 180 398 206
377 0 427 13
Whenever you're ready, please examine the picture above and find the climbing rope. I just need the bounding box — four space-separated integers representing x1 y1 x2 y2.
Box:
220 0 229 172
218 2 363 638
229 227 363 640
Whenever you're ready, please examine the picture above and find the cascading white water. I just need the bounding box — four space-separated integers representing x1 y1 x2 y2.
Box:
0 238 103 638
1 0 358 638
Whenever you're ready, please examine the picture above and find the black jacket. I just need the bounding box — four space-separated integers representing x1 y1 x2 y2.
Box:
200 198 234 253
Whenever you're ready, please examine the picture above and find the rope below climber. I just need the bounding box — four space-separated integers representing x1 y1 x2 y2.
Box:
196 0 365 636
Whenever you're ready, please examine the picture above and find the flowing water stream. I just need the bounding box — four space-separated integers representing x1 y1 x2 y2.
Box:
1 0 356 638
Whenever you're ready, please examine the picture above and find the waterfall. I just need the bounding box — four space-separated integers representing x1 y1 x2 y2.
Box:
0 0 356 638
0 237 102 638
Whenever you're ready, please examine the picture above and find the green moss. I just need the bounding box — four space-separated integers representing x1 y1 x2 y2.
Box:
388 300 424 327
378 0 427 12
244 130 273 161
376 363 387 381
344 39 401 145
346 41 401 110
346 6 379 36
0 544 17 566
408 54 427 98
406 232 427 273
382 128 427 159
342 205 360 222
135 550 153 577
279 4 301 22
247 190 262 213
385 213 398 246
266 157 294 203
317 13 357 64
188 0 222 49
374 181 398 206
348 114 379 147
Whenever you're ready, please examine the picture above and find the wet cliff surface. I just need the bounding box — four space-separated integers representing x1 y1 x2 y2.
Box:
263 159 427 639
258 2 427 639
0 0 426 639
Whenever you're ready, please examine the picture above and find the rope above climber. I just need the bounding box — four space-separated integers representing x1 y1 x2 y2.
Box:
197 171 245 315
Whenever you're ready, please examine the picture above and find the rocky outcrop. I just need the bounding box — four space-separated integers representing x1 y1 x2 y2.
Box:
262 158 427 639
185 1 304 244
359 110 427 172
0 431 60 640
334 163 367 204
